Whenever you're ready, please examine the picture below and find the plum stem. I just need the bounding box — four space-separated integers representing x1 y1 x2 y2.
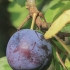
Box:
30 13 37 29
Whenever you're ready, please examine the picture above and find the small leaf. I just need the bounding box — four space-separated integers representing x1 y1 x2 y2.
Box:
65 58 70 70
0 57 12 70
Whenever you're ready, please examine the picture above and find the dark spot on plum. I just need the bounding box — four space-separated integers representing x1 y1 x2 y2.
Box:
40 35 44 41
41 45 49 54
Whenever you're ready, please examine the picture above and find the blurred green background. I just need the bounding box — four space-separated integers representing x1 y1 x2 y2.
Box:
0 0 70 70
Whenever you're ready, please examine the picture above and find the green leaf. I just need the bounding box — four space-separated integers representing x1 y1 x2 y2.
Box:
53 40 66 52
14 0 26 6
54 1 70 21
65 58 70 70
0 57 12 70
44 0 68 23
52 40 68 70
8 1 29 28
51 1 70 32
61 25 70 32
55 60 61 70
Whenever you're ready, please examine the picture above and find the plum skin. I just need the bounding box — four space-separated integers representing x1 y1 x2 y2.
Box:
6 29 52 70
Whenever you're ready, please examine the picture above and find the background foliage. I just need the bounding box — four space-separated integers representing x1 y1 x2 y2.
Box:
0 0 70 70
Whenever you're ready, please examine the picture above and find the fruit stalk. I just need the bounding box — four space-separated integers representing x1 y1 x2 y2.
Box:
30 13 37 29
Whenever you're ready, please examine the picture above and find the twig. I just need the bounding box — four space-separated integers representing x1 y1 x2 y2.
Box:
57 32 70 40
54 35 70 55
58 32 70 37
56 51 68 70
17 15 30 30
50 40 68 70
50 40 68 56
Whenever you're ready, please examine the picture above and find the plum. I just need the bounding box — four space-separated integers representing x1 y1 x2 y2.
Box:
6 29 52 70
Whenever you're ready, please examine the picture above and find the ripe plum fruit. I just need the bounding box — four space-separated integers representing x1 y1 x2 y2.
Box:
6 29 52 70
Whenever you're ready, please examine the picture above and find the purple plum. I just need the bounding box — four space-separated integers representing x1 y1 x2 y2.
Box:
6 29 52 70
